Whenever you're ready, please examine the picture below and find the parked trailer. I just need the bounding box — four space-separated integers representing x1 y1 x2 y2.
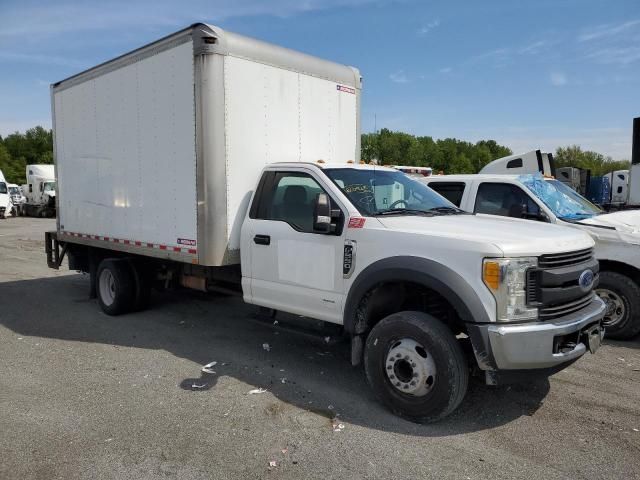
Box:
47 23 604 422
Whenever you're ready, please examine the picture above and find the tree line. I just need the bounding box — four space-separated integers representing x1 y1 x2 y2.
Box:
0 126 53 184
0 125 630 184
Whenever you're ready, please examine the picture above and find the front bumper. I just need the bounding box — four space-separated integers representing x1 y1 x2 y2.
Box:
468 296 605 371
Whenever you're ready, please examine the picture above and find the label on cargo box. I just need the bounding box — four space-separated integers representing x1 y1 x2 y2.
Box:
337 85 355 94
177 238 197 246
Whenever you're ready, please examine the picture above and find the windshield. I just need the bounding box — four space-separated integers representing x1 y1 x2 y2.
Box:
44 182 56 192
9 186 19 195
520 173 601 220
325 167 458 216
0 182 6 194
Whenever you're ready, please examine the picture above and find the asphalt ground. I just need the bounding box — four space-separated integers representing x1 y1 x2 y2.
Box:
1 218 639 479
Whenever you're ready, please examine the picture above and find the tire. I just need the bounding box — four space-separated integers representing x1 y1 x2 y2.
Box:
127 259 152 312
364 311 469 423
96 259 136 316
596 271 640 340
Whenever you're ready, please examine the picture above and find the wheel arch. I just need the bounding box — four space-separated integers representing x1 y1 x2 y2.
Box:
343 256 490 335
598 259 640 284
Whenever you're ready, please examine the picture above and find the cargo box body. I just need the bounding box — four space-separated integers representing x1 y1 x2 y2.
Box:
52 23 361 266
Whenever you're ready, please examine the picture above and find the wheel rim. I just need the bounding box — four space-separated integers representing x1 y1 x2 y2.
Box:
385 338 436 397
99 269 116 307
596 288 626 327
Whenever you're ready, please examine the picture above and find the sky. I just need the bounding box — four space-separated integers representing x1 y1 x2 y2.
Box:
0 0 638 159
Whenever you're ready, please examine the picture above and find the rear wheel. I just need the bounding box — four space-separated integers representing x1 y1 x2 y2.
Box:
128 259 152 312
364 311 468 423
596 271 640 339
96 259 135 315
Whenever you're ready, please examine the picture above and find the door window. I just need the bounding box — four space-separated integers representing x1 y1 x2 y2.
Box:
252 172 334 233
428 182 466 207
475 183 540 218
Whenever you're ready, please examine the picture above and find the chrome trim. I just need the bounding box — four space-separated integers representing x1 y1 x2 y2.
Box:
486 297 605 370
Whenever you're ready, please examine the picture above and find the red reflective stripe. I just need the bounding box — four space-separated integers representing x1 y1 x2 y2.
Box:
63 232 197 254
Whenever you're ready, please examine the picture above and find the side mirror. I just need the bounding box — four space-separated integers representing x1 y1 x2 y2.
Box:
313 193 332 233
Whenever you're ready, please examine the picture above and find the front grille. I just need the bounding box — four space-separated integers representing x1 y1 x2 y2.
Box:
538 248 593 269
538 294 594 320
526 269 539 304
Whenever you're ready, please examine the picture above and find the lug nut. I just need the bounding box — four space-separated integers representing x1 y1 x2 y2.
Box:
389 374 395 379
413 372 418 378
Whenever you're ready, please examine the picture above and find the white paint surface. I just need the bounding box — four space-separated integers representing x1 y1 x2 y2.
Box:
53 41 197 247
277 239 335 291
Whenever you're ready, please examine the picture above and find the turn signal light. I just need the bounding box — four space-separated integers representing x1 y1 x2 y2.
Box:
483 261 501 290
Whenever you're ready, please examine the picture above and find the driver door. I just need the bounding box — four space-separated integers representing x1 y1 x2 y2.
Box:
243 170 346 323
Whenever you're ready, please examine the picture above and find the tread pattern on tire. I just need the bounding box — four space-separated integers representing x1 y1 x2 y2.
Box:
364 310 469 423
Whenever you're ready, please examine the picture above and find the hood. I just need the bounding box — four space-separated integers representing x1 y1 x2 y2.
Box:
45 191 56 198
570 210 640 245
579 210 640 231
377 213 594 257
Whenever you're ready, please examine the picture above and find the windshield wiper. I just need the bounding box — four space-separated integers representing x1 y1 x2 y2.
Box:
373 208 434 216
427 206 466 215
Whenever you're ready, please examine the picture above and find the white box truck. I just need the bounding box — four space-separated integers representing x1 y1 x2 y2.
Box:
47 23 605 422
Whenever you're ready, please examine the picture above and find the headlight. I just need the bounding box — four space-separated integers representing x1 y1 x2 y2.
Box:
483 257 538 322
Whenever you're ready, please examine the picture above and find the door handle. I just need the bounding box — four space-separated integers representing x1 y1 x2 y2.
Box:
253 234 271 245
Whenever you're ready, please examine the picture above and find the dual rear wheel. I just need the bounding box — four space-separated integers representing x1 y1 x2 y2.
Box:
96 258 151 315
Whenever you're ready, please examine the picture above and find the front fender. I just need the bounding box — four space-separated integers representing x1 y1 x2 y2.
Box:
343 256 491 334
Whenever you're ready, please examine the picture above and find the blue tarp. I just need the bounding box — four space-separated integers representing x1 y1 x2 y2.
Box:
519 173 601 220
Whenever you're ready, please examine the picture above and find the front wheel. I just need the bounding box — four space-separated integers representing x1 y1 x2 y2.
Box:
364 311 469 423
596 271 640 339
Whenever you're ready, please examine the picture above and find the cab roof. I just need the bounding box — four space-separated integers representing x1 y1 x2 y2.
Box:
268 162 397 172
422 174 552 182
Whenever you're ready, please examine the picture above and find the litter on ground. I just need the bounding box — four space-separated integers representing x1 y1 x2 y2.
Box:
191 383 208 389
248 388 267 395
201 361 217 374
263 343 271 352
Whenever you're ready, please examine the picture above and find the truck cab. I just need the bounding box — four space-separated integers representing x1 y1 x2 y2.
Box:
0 170 11 219
23 165 56 217
238 163 604 420
423 173 640 339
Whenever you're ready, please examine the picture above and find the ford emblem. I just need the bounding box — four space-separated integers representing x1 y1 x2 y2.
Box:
579 269 594 292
